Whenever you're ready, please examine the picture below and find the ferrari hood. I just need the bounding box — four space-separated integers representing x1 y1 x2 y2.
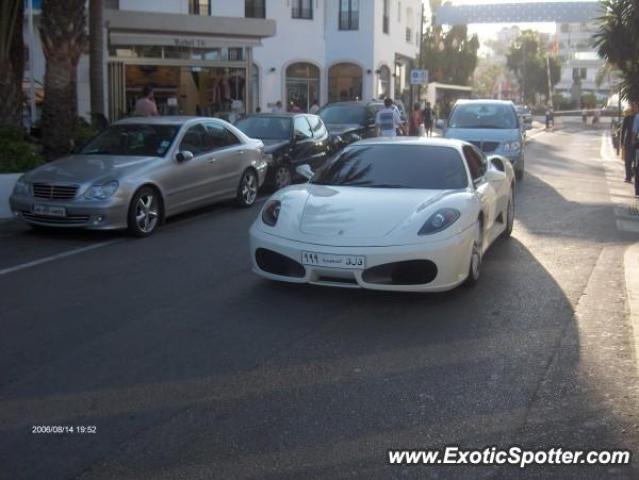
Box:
298 184 447 239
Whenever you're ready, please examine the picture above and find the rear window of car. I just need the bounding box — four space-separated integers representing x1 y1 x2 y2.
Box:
311 144 468 190
318 105 367 125
449 103 518 129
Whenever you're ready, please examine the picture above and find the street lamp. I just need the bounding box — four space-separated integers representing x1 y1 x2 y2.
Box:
514 40 527 103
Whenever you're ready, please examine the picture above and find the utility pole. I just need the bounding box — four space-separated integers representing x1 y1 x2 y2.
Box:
546 55 553 108
416 1 425 105
28 0 36 128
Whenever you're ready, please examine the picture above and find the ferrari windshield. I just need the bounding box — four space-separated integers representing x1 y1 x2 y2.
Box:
311 144 468 189
448 103 519 129
80 124 179 157
235 116 292 140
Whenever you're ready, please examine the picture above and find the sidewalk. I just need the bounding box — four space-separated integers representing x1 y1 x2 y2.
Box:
600 133 639 362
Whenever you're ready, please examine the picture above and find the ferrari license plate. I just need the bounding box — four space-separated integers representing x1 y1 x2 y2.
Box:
33 204 66 217
301 251 366 269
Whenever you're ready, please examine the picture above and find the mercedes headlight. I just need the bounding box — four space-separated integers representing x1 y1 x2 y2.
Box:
503 141 521 152
12 176 30 196
262 199 281 226
84 180 119 200
418 208 461 235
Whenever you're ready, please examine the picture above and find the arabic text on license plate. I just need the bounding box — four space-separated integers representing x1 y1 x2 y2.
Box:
301 251 365 269
33 204 66 217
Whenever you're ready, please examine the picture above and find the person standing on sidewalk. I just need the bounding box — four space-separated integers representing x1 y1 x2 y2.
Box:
621 104 637 183
409 103 422 136
631 103 639 196
376 98 402 138
422 102 434 137
134 85 159 117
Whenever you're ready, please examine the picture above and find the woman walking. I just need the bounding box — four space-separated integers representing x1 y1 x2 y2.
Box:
409 102 423 136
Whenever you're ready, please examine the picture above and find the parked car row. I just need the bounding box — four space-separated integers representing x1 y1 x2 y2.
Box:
10 99 526 273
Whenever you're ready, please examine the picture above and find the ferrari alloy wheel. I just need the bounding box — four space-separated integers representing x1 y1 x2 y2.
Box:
236 169 258 207
502 189 514 238
128 186 161 237
274 164 292 190
465 221 483 286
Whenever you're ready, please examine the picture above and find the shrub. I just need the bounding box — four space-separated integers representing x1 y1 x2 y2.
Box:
0 127 44 174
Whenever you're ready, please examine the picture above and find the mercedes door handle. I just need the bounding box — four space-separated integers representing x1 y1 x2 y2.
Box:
208 158 217 164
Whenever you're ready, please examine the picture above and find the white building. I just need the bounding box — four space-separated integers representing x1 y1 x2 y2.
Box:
555 21 610 101
25 0 421 122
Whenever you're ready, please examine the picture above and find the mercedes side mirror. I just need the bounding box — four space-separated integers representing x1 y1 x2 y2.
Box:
176 151 194 162
295 164 314 181
435 119 445 130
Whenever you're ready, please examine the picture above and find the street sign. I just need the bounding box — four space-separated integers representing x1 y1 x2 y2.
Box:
410 69 429 85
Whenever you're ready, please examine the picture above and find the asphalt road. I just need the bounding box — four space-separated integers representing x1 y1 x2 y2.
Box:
2 126 639 480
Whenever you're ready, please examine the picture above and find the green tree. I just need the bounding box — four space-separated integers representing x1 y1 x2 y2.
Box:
593 0 639 102
506 30 560 104
40 0 88 159
421 24 480 86
0 0 24 128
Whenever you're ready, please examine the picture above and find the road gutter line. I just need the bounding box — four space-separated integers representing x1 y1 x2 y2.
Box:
0 240 120 277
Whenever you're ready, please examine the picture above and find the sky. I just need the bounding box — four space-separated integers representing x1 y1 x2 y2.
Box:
443 0 600 40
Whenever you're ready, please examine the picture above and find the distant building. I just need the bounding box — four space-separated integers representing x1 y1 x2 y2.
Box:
24 0 421 122
554 21 610 102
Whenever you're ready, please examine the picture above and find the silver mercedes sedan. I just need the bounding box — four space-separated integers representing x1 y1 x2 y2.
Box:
10 117 268 237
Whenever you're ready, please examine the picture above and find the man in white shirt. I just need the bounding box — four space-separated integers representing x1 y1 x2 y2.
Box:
375 98 402 137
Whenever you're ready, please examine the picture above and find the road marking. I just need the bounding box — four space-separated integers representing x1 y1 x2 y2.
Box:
0 240 120 277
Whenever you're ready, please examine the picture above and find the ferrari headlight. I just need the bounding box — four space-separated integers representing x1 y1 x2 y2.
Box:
12 176 30 196
262 199 281 227
503 141 521 152
418 208 461 235
84 180 119 200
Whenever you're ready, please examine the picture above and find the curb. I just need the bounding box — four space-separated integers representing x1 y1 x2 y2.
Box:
624 244 639 362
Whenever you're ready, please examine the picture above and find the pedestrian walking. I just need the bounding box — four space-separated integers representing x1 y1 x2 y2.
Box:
271 100 283 113
134 85 159 117
375 98 402 138
422 102 434 137
620 104 637 183
409 102 422 136
631 105 639 197
545 105 554 130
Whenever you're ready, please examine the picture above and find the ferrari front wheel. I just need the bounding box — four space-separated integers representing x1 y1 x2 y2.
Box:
464 221 483 287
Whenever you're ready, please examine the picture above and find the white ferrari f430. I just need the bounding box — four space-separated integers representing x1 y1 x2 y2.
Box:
249 137 515 292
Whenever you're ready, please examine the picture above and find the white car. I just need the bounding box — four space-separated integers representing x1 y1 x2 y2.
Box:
249 137 515 292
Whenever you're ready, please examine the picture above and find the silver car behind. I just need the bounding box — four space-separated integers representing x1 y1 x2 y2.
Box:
10 116 268 236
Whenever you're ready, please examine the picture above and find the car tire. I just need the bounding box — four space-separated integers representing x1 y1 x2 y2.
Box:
273 163 292 190
515 158 524 181
127 186 162 238
236 169 258 208
464 221 483 287
502 188 514 238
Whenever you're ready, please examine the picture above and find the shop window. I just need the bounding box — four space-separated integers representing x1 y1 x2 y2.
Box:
189 0 211 16
245 0 265 18
292 0 313 19
328 63 362 102
286 62 320 112
339 0 359 30
378 65 390 99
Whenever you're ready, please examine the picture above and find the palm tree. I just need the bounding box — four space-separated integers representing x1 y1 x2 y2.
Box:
89 0 105 123
0 0 24 128
40 0 87 159
593 0 639 102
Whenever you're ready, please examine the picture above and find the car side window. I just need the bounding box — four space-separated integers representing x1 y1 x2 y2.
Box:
203 122 241 150
179 124 207 155
294 116 313 140
463 146 487 181
307 115 326 138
